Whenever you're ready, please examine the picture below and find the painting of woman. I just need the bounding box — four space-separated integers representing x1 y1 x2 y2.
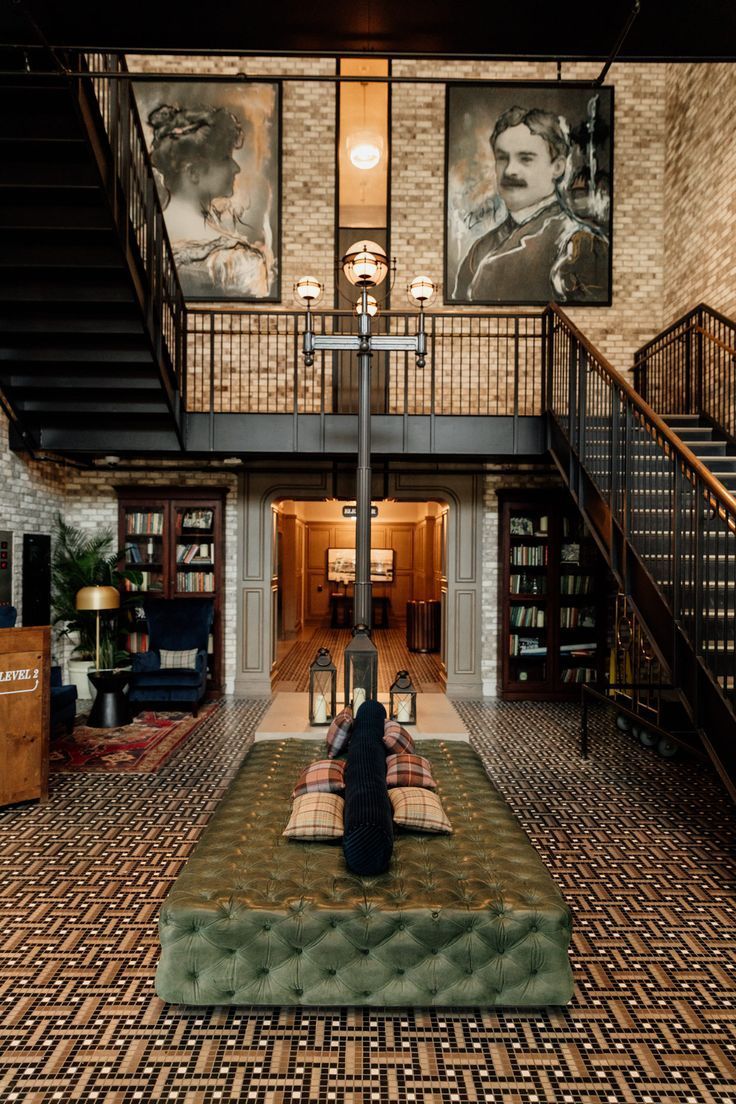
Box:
136 82 280 300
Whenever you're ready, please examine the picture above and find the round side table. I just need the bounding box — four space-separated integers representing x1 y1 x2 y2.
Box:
87 669 130 729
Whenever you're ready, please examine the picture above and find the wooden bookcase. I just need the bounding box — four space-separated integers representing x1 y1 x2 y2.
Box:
499 490 608 700
116 486 226 695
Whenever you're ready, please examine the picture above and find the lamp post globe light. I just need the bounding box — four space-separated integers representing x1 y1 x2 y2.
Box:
297 244 434 707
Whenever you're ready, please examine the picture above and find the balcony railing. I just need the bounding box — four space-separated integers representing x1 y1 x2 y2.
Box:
634 304 736 443
185 308 546 416
79 51 187 399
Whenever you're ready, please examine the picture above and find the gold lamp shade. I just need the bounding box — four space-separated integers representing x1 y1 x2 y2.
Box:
75 586 120 612
76 586 120 672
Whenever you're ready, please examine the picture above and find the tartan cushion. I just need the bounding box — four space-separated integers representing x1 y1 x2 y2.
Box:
382 719 416 754
325 707 354 759
159 647 198 669
389 787 452 834
291 758 347 798
282 793 344 840
385 752 437 790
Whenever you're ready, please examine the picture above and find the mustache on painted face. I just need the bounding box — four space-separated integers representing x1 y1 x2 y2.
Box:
500 175 527 189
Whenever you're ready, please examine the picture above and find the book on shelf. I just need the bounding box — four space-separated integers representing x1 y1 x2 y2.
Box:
176 571 215 593
510 605 545 628
560 605 596 628
560 574 593 595
560 667 597 683
510 544 547 566
125 511 164 536
558 642 596 653
177 542 213 564
126 542 142 564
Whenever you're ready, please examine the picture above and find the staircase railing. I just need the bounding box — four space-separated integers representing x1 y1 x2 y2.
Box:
547 304 736 792
185 307 546 415
634 304 736 443
74 51 187 405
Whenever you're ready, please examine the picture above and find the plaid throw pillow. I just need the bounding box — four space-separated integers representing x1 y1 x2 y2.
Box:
383 719 416 755
325 707 353 759
159 647 198 669
282 793 344 840
389 787 452 834
385 752 437 790
291 758 347 799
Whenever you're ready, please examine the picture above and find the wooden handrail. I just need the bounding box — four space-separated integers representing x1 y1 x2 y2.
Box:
549 303 736 513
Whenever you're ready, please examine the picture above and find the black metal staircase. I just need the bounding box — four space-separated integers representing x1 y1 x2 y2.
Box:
546 304 736 801
0 53 185 455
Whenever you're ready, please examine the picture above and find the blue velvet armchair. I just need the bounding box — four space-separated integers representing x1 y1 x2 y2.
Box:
128 597 215 716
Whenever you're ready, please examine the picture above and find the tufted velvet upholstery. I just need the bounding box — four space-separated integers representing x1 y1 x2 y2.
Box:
156 739 574 1007
343 700 393 877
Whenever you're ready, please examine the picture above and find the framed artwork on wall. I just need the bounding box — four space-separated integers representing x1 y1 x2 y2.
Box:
134 80 281 301
445 82 613 307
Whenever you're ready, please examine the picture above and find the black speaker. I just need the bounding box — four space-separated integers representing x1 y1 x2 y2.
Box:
22 533 51 626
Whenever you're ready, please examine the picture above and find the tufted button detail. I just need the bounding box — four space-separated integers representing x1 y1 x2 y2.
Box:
261 967 270 975
396 968 405 975
530 925 538 932
397 922 405 930
465 967 473 975
361 948 370 955
263 923 271 931
363 990 371 997
330 920 338 928
431 948 438 955
294 987 303 995
327 968 337 976
295 947 303 955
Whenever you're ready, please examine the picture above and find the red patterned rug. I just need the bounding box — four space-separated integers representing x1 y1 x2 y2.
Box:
50 703 219 773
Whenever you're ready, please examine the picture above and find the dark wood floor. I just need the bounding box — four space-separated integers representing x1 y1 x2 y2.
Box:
272 621 445 693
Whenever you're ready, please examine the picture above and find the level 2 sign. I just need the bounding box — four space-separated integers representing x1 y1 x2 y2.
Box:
0 666 40 694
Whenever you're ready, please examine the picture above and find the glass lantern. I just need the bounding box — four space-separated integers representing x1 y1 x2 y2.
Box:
389 670 417 726
343 625 378 712
309 647 336 726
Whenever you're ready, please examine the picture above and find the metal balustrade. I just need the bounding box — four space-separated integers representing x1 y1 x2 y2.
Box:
79 51 186 400
185 308 546 416
548 305 736 792
634 304 736 444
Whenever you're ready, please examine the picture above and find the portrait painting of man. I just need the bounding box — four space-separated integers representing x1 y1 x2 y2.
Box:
134 81 281 301
445 83 613 306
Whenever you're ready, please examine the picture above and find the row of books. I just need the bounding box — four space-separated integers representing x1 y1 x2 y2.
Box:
125 511 164 535
510 545 547 566
560 574 593 594
560 667 597 683
176 572 215 592
123 631 149 652
510 605 545 627
177 542 213 564
510 637 547 657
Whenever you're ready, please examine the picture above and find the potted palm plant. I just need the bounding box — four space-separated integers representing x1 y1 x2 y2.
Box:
51 515 142 698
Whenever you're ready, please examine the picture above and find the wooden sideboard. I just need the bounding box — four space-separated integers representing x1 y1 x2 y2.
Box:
0 626 50 807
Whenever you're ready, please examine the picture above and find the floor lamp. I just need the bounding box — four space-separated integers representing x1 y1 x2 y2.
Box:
75 585 120 672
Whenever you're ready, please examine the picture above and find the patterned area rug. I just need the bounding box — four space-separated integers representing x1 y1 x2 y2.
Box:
49 702 220 773
2 698 736 1102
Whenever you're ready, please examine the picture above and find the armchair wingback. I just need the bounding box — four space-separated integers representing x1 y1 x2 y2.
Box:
128 598 215 716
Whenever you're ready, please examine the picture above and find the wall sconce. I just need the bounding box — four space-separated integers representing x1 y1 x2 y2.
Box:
309 647 337 726
389 669 417 725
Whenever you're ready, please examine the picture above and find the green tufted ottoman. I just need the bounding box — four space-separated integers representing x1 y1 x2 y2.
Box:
156 740 573 1006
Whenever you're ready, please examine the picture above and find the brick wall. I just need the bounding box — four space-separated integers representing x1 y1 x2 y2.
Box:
664 63 736 324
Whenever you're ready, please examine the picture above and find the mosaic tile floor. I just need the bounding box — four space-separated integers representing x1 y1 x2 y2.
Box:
1 698 736 1103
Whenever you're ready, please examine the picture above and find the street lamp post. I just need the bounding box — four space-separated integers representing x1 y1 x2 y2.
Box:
297 245 434 707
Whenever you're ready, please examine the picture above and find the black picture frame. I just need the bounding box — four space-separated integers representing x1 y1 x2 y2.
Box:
134 79 282 302
444 82 613 307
